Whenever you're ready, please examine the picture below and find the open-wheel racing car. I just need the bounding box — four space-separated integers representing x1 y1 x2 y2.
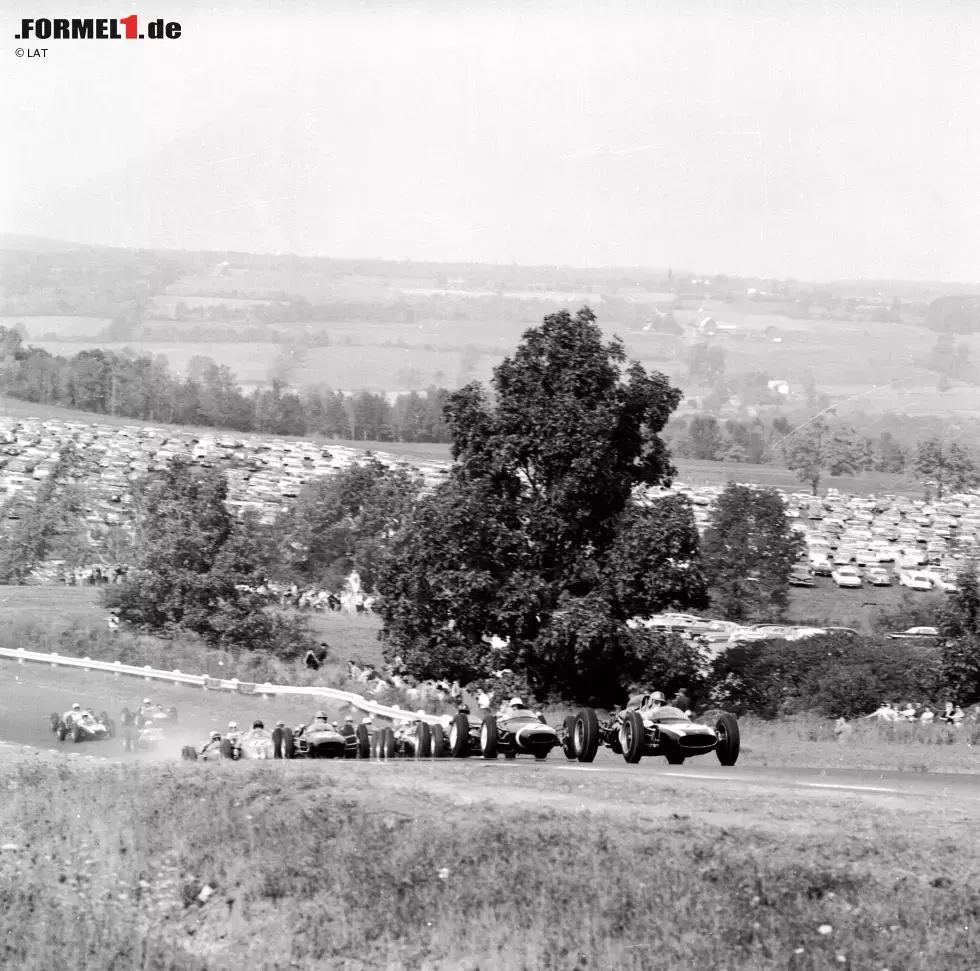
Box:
373 712 445 760
445 700 559 760
130 699 178 727
50 706 115 744
558 695 740 766
289 713 368 759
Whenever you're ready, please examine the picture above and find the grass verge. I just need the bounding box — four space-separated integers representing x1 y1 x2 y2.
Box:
1 758 978 970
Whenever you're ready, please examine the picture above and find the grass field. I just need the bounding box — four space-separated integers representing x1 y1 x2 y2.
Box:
1 752 979 970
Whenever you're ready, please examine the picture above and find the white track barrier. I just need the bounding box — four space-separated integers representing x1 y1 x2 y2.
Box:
0 647 446 725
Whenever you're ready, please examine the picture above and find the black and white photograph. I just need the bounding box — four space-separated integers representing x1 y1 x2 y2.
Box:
2 1 980 967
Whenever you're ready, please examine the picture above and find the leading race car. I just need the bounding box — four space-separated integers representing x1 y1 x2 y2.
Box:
50 706 115 744
560 695 740 766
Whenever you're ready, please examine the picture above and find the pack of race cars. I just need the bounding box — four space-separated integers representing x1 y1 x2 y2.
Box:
48 694 741 769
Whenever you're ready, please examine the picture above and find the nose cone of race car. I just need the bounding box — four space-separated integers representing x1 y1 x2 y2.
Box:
515 723 558 751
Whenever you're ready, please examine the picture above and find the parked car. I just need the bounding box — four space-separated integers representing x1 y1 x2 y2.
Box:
831 566 862 588
865 567 892 586
899 571 934 592
887 626 941 641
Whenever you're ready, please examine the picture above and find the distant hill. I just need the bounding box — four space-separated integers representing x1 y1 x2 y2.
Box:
0 235 91 253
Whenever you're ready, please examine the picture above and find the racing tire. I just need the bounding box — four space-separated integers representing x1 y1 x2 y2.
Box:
449 712 470 759
220 738 236 760
415 722 431 759
272 726 284 758
574 708 600 763
561 715 578 760
281 727 295 760
181 746 198 761
480 716 499 759
355 724 371 759
715 712 741 766
49 713 61 735
666 755 686 765
381 727 396 760
57 723 67 742
621 711 645 764
430 723 445 758
71 724 82 744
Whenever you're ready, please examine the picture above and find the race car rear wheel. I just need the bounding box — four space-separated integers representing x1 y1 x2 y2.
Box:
480 717 498 759
621 711 644 764
355 724 371 759
70 724 82 743
49 713 61 735
561 715 577 760
56 723 67 742
281 727 295 759
381 727 396 760
715 712 741 766
415 722 432 759
449 713 470 758
220 738 236 760
430 723 445 758
181 746 198 761
574 708 600 763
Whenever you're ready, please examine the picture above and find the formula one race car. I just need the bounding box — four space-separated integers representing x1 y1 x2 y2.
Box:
289 713 368 759
372 714 445 760
446 700 558 760
131 700 178 726
135 724 166 751
50 707 115 744
560 696 740 766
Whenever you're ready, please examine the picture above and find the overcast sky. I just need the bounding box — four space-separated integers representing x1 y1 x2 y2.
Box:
2 0 978 282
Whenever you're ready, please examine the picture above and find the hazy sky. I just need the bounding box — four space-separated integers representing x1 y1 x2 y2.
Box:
2 0 978 282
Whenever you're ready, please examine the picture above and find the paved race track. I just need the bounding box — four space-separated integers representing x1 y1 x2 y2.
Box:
2 661 980 806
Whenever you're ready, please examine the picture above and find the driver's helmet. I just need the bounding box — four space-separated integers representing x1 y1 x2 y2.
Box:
210 731 221 740
276 720 285 728
228 721 238 730
71 703 81 711
458 704 471 714
509 697 524 708
252 720 264 730
344 715 354 724
331 721 339 729
142 698 151 706
650 691 666 705
315 710 328 720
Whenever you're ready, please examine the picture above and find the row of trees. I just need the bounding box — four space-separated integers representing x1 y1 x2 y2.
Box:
0 329 456 442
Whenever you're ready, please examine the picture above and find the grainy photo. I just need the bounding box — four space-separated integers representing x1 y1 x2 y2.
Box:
2 1 980 968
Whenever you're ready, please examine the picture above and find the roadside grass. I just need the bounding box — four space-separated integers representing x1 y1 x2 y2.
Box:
734 713 980 774
1 759 978 971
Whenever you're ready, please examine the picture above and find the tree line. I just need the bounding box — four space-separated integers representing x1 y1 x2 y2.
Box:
0 328 455 442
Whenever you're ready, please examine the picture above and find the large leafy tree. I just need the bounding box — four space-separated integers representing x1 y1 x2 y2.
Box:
103 459 312 656
700 484 805 622
939 559 980 704
377 307 708 705
274 458 421 590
